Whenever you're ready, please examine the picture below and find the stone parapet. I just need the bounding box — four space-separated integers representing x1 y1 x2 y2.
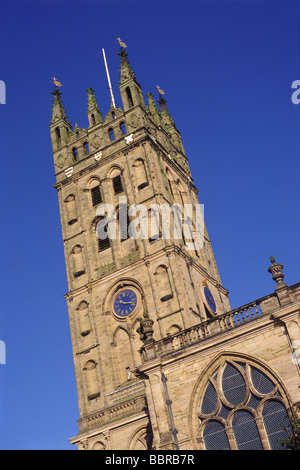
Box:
139 283 300 363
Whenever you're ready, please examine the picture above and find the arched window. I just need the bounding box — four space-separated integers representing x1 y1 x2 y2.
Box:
202 420 230 450
71 244 85 277
96 216 110 251
262 400 292 450
132 158 149 190
197 358 292 450
181 217 200 257
108 128 115 142
148 207 160 242
154 265 173 302
232 410 263 450
89 180 102 207
76 301 91 337
117 203 129 241
83 360 100 400
91 113 96 126
64 194 78 225
112 327 134 385
83 142 89 154
126 87 134 108
120 121 127 135
55 127 61 142
91 186 102 206
72 147 78 161
112 174 123 195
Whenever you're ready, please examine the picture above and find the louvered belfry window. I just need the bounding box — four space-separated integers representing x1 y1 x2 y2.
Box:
91 185 102 206
98 235 110 252
199 359 292 450
118 204 129 241
96 216 110 251
113 175 123 195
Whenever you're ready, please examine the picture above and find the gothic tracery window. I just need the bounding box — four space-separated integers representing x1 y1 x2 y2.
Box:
198 358 292 450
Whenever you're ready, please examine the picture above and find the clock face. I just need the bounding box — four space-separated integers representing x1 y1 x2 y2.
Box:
113 289 137 317
204 287 217 313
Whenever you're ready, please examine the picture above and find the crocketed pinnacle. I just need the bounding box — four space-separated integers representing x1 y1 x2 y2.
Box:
51 88 70 124
118 48 136 83
87 87 102 121
158 95 175 127
146 92 161 126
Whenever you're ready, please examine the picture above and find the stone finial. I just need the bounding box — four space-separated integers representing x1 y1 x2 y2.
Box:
268 256 287 290
137 312 155 345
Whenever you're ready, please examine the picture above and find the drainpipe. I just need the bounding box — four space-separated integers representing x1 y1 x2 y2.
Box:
270 314 300 376
161 372 180 450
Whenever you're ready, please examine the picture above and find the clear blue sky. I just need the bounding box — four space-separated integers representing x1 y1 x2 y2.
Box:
0 0 299 450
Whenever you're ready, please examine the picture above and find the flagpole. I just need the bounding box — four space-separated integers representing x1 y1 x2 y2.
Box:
102 48 116 108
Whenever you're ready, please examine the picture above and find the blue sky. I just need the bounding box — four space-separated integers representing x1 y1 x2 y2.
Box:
0 0 299 450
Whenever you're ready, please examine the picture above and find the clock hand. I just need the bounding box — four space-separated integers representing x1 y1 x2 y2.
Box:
119 301 135 305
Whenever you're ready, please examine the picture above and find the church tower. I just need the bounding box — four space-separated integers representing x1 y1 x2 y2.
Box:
50 44 230 449
50 44 300 451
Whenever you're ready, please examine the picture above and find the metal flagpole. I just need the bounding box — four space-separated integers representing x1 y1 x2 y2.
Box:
102 48 116 108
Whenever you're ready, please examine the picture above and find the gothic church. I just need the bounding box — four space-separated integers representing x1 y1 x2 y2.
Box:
49 45 300 450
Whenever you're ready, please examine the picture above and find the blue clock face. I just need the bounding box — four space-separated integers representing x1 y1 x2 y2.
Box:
113 289 137 317
204 287 217 313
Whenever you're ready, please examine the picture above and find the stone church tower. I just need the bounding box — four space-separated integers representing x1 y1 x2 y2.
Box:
50 45 300 451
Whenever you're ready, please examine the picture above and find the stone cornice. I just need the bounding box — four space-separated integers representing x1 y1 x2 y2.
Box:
53 127 190 191
63 243 217 300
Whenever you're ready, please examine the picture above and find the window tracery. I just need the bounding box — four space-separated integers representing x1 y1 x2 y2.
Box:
197 358 292 450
